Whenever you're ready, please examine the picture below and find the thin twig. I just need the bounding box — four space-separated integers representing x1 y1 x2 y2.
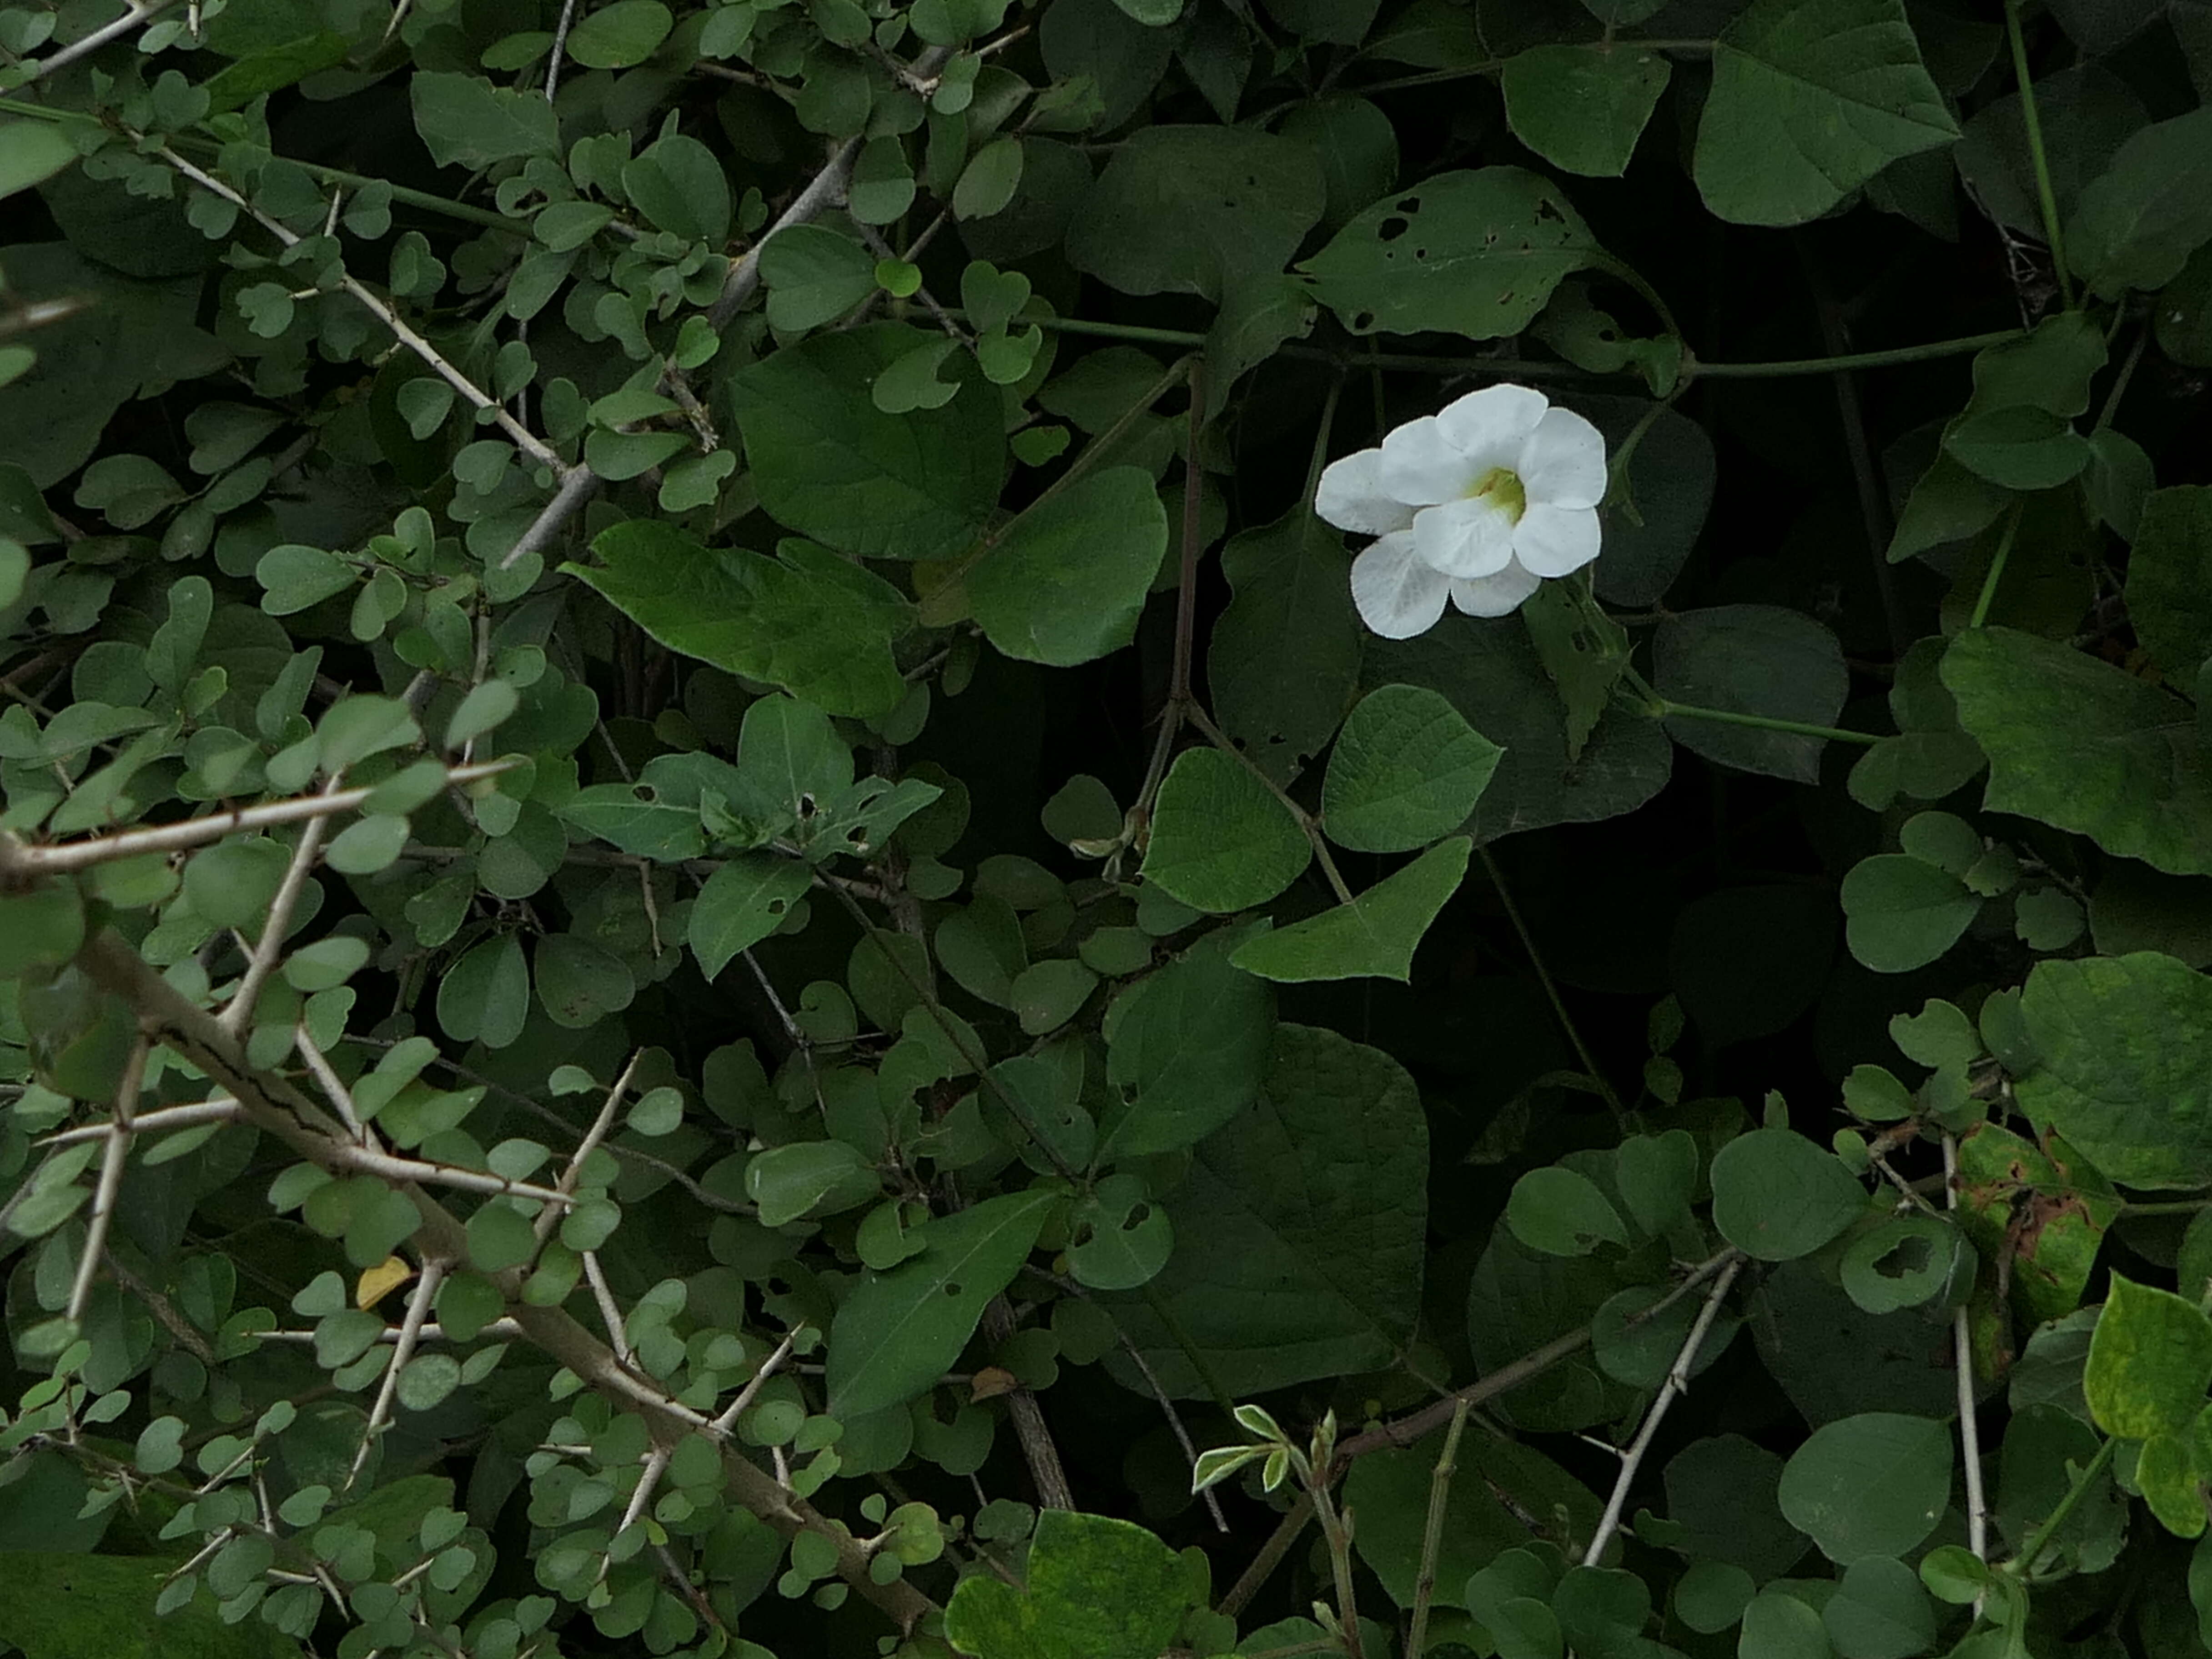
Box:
295 1026 376 1146
496 462 600 571
706 46 951 331
1218 1491 1313 1619
67 1037 149 1323
74 928 937 1632
1478 846 1627 1127
0 762 509 876
155 148 565 474
534 1051 642 1244
349 1259 446 1491
1116 1328 1228 1533
543 0 580 101
1338 1247 1742 1462
711 1332 797 1434
255 1318 523 1345
1581 1257 1744 1566
581 1252 633 1366
15 0 178 82
1946 1133 1989 1568
222 776 344 1038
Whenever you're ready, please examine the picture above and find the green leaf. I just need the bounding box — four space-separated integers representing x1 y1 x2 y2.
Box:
1739 1591 1829 1659
1065 126 1324 302
466 1202 535 1273
1665 1434 1812 1579
183 837 291 930
1106 1024 1427 1396
953 136 1025 221
2086 1272 2212 1440
1692 0 1959 226
1841 854 1982 973
563 0 672 68
1710 1128 1868 1262
1943 405 2092 490
759 224 878 331
569 521 911 719
1654 605 1850 783
1322 684 1502 853
1100 944 1274 1159
1369 616 1672 840
623 133 732 245
1507 1166 1630 1257
968 467 1168 666
1140 747 1310 914
1674 1562 1756 1633
436 935 529 1049
2125 485 2212 684
2016 953 2212 1190
531 933 635 1030
2067 105 2212 298
689 855 814 980
730 324 1004 561
409 73 559 169
1500 46 1670 177
0 121 80 202
0 883 85 979
827 1187 1056 1418
1205 508 1362 782
2137 1403 2212 1536
1779 1413 1952 1563
1943 626 2212 876
943 1510 1190 1659
746 1140 879 1228
256 543 357 616
1230 837 1471 983
1301 167 1603 340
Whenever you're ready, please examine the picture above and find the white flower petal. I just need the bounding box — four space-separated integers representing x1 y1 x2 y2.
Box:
1413 495 1518 578
1511 502 1603 577
1435 384 1549 473
1377 416 1476 506
1314 447 1414 536
1448 559 1543 618
1515 407 1609 510
1350 530 1453 638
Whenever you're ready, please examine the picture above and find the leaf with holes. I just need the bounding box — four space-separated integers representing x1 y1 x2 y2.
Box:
827 1188 1056 1418
1301 168 1604 340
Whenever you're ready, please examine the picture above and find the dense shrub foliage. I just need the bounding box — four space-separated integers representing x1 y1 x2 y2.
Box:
2 0 2212 1656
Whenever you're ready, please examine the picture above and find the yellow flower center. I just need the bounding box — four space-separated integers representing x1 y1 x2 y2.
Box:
1465 466 1527 523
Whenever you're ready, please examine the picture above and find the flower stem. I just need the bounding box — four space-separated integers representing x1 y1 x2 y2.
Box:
1688 329 2024 379
2093 323 2147 433
1309 1483 1368 1659
1645 689 1883 748
2003 0 2077 310
1479 847 1628 1126
1968 503 2023 630
2012 1435 2115 1579
1406 1401 1471 1659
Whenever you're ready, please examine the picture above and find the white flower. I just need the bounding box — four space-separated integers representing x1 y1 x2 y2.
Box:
1314 384 1609 638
